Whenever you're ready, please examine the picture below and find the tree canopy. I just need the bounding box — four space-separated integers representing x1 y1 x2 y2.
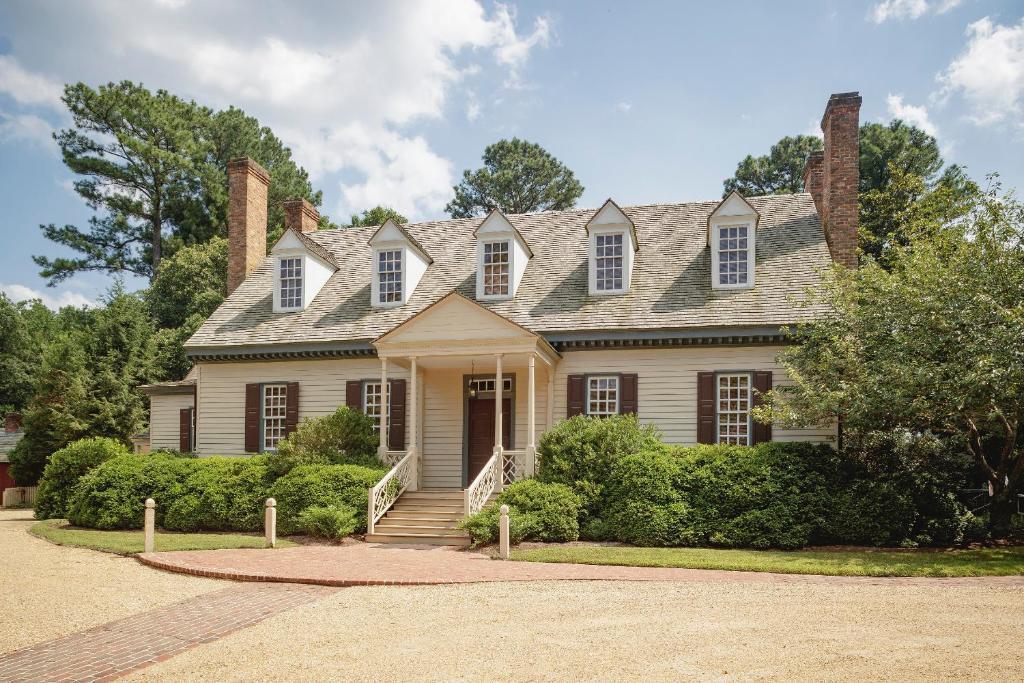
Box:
723 135 823 197
349 206 408 227
446 138 584 218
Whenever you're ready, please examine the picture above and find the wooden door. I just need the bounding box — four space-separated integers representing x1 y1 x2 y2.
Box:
466 397 511 484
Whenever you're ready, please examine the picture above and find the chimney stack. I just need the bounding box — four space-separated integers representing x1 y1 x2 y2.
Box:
226 157 270 294
5 412 22 433
283 198 320 234
805 92 861 268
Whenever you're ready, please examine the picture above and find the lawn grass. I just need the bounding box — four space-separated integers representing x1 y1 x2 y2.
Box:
30 519 296 555
509 544 1024 578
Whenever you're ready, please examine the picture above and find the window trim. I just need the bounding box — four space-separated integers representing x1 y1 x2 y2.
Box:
276 255 305 312
714 371 753 446
361 379 391 434
259 382 289 453
477 238 513 300
710 220 755 290
374 247 405 308
587 227 632 296
584 373 621 417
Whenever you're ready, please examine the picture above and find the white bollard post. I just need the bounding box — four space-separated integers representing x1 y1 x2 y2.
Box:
265 498 277 548
144 498 156 553
499 504 510 560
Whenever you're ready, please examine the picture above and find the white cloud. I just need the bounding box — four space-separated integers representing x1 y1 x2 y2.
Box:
490 3 552 87
466 94 482 122
886 94 939 136
936 17 1024 127
1 283 94 309
869 0 960 23
0 55 64 109
614 102 632 114
0 111 54 149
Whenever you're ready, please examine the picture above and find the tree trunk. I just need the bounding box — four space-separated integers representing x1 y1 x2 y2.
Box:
989 488 1016 538
151 194 162 275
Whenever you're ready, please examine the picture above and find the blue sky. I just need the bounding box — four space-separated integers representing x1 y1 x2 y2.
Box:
1 0 1021 307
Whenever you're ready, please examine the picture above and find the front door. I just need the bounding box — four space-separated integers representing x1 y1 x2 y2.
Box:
466 396 511 484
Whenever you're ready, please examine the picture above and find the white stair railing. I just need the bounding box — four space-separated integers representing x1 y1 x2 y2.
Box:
367 448 416 535
464 449 501 517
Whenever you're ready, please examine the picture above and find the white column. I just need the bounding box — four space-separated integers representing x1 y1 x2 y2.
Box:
547 365 555 432
527 354 536 449
409 356 419 491
379 356 389 456
494 354 503 452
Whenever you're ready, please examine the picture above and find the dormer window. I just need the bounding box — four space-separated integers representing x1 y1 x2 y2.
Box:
594 233 624 291
377 249 403 304
586 199 637 296
279 257 303 310
708 191 759 291
482 240 511 296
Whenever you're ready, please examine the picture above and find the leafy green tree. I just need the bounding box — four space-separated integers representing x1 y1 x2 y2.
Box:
446 138 584 218
723 135 823 197
858 120 943 193
0 295 43 413
758 182 1024 536
349 206 408 227
146 237 227 329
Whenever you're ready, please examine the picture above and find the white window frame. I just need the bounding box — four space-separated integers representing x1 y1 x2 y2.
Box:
478 239 512 299
468 377 513 394
261 383 288 452
711 221 755 290
715 372 752 446
588 227 632 295
277 256 304 311
586 375 620 417
376 248 404 307
362 381 390 434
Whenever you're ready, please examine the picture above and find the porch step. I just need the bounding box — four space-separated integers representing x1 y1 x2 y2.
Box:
365 532 471 547
401 490 463 501
369 490 472 547
391 502 465 513
373 523 467 536
385 510 465 521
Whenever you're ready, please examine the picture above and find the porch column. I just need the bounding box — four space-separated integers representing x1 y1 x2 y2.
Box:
526 354 537 478
547 365 555 432
409 356 419 491
378 356 389 457
494 354 503 453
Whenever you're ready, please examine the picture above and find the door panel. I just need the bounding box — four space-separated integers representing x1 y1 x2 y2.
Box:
466 397 511 484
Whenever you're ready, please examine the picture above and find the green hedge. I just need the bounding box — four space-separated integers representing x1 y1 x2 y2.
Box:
268 464 386 535
460 479 581 545
268 407 381 476
35 437 130 520
68 455 196 530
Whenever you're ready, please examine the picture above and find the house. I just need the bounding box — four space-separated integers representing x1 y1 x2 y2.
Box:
143 92 862 544
0 413 28 507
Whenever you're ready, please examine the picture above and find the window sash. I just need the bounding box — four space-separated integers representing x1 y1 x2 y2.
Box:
468 377 513 394
378 250 403 304
595 233 624 291
279 257 303 309
717 225 749 286
482 241 511 296
261 384 288 451
716 373 751 445
363 381 390 433
586 375 619 416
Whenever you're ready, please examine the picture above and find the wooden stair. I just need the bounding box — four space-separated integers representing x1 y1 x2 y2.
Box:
365 490 471 547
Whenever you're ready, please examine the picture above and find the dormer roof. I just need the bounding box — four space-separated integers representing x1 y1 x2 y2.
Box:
368 218 434 264
707 191 760 246
585 198 639 251
270 228 340 270
474 209 534 258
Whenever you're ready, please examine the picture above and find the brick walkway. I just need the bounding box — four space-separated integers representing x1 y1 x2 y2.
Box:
0 583 336 682
138 543 1024 588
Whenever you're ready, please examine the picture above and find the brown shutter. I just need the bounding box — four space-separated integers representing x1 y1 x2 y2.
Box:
619 373 638 415
244 383 260 453
752 371 773 444
179 408 193 452
285 381 300 437
697 372 716 444
346 380 362 411
388 379 407 450
567 375 585 418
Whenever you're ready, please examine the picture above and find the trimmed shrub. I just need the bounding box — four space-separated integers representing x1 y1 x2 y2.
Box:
268 407 381 476
460 479 581 545
604 450 697 546
537 414 661 520
269 464 386 535
67 454 194 529
297 505 358 540
163 457 276 532
34 437 130 520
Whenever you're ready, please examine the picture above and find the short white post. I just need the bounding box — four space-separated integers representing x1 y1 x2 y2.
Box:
265 498 277 548
144 498 156 553
499 504 510 560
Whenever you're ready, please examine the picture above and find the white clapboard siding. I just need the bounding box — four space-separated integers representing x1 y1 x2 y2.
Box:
149 394 195 451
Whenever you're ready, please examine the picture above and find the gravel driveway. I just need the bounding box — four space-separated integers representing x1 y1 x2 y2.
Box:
0 509 222 653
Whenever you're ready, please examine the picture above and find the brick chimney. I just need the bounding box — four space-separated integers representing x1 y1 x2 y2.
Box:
5 412 22 433
283 198 320 234
226 157 270 294
805 92 861 268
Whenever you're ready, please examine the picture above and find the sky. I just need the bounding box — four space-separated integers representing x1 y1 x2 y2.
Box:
0 0 1022 308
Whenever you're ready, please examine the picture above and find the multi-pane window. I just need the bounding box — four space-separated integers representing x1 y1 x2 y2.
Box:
595 233 624 291
262 384 288 451
469 377 513 394
587 375 619 416
716 373 751 445
717 225 749 286
363 382 389 433
378 250 403 304
482 241 511 296
279 257 303 309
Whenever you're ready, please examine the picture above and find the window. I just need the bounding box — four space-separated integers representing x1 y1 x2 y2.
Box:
716 373 751 445
262 384 288 451
469 377 513 394
279 257 303 309
587 375 619 416
717 225 749 286
482 241 510 296
363 381 389 433
377 249 403 304
595 233 624 291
